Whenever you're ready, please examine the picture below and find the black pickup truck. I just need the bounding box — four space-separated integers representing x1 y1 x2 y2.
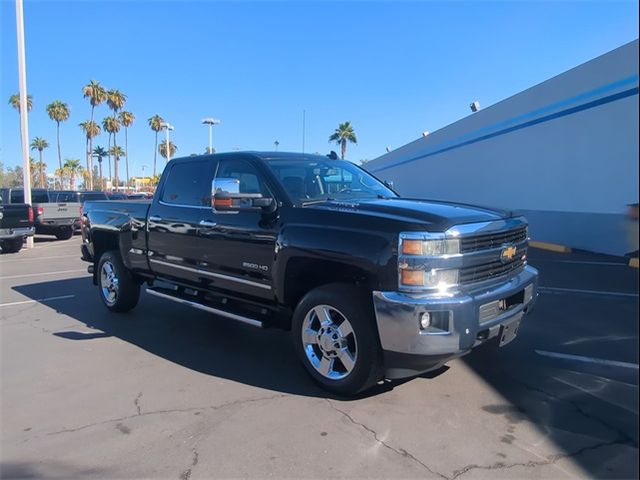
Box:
81 152 538 395
0 193 34 253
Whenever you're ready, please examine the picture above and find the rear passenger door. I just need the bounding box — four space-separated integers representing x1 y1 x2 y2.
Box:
147 158 215 285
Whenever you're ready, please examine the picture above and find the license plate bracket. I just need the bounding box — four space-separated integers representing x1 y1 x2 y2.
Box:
499 313 523 347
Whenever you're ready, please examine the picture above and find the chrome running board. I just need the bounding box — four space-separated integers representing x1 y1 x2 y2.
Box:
146 288 263 328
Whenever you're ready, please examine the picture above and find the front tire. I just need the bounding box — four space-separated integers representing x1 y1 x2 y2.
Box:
0 237 24 253
292 284 383 396
97 250 140 312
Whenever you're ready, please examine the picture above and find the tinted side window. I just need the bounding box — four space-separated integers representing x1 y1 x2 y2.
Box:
10 191 24 203
32 192 50 202
161 161 211 206
55 192 77 202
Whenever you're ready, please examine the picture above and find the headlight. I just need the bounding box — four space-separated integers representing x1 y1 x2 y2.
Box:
401 238 460 256
400 268 459 288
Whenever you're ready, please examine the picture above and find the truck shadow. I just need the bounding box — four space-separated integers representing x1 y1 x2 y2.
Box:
13 278 425 400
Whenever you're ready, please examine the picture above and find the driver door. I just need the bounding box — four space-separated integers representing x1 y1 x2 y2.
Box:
196 157 278 300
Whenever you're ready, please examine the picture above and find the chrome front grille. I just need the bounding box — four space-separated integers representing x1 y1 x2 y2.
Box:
460 255 526 285
460 226 527 253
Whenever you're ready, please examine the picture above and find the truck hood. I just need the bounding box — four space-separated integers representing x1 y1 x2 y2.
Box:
306 197 513 230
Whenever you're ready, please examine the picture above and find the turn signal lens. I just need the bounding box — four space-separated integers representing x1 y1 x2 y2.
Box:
401 238 460 256
401 240 424 255
400 270 424 286
400 268 460 289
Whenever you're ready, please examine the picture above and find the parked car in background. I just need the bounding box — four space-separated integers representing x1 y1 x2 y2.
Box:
0 192 34 253
127 192 153 200
107 192 128 200
52 191 109 232
0 188 81 240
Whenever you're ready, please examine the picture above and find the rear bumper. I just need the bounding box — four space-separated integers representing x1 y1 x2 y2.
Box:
35 218 75 234
373 265 539 379
0 226 35 239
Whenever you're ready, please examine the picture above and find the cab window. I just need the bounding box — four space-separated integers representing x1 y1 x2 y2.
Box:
161 161 211 206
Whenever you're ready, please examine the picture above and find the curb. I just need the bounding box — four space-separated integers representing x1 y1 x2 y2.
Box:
529 241 572 253
630 258 639 268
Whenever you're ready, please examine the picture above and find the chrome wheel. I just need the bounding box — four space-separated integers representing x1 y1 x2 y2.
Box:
301 305 357 380
100 261 119 306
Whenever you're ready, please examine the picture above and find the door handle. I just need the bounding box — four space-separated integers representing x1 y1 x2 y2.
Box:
149 215 162 222
199 220 217 228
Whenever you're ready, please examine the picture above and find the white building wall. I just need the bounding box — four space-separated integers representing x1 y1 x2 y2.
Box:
366 40 639 256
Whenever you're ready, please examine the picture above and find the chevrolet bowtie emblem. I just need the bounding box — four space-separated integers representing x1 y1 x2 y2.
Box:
500 245 517 263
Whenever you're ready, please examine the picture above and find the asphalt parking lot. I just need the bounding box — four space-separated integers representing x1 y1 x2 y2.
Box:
1 236 638 479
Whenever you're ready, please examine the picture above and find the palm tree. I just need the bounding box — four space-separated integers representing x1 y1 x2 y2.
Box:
79 120 101 187
46 100 70 183
30 137 49 187
328 121 358 160
28 157 39 186
93 146 107 190
102 116 120 190
82 81 107 188
109 145 126 188
8 93 33 112
106 89 126 190
54 167 66 189
63 159 83 190
119 110 135 187
148 114 164 177
158 141 177 161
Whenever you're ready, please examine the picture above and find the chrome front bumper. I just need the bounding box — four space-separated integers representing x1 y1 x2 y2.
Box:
373 265 539 378
0 226 35 239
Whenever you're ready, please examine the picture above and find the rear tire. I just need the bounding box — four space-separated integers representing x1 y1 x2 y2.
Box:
97 250 140 312
55 226 73 240
292 284 383 396
0 237 24 254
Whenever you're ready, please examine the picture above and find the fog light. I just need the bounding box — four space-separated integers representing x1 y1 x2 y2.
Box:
420 312 431 330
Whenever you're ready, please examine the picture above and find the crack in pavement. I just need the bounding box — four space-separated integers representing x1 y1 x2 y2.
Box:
134 392 143 415
326 399 449 480
179 449 199 480
326 399 635 480
451 438 634 479
47 393 287 436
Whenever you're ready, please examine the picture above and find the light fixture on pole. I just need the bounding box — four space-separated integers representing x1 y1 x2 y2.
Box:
274 140 279 151
160 122 174 162
201 118 220 154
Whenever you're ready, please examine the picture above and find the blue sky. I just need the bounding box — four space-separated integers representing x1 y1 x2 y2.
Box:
1 0 638 179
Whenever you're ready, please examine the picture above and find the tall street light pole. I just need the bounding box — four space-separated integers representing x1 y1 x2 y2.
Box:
201 118 220 153
274 140 279 151
15 0 32 248
160 122 174 162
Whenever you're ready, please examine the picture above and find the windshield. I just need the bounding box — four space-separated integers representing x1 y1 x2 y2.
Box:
266 159 397 204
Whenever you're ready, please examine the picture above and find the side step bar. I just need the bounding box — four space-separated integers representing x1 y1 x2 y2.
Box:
146 288 263 328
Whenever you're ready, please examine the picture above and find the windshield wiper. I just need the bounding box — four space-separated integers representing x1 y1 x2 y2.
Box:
301 197 336 206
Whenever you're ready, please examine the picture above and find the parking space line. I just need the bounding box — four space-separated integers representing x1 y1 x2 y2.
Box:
0 269 88 280
538 286 639 298
0 295 76 308
0 254 79 263
536 349 639 369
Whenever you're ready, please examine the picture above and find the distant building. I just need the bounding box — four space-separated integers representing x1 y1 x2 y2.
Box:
367 40 639 256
